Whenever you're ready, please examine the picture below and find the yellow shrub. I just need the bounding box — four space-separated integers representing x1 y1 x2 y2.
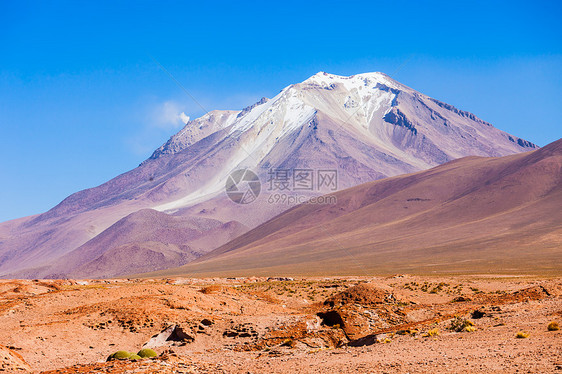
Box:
423 328 439 337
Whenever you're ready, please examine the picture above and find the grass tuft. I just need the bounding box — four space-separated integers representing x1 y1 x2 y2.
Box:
450 316 476 332
423 328 439 337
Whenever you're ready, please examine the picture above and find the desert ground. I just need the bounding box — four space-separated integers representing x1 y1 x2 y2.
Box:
1 275 561 373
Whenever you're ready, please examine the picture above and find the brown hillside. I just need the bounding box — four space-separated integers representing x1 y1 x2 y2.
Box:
145 138 562 277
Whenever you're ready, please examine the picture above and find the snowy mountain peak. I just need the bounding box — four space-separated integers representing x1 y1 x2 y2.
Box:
144 70 538 214
150 71 536 167
152 72 408 160
301 71 403 92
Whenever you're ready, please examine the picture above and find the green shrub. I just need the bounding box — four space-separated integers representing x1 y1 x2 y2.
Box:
129 354 142 361
137 348 157 358
108 350 131 360
516 331 529 339
547 321 559 331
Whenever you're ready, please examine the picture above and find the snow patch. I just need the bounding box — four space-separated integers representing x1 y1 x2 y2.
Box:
304 71 400 92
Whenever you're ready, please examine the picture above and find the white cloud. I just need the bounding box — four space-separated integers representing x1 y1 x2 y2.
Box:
151 101 189 130
124 92 266 157
179 112 190 124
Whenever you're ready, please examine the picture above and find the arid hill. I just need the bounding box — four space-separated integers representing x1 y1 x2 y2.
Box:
147 138 562 277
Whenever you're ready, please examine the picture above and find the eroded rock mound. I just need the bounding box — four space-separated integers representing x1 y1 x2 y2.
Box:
324 283 394 308
320 283 404 340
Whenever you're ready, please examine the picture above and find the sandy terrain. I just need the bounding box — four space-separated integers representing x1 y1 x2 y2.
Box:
0 275 560 373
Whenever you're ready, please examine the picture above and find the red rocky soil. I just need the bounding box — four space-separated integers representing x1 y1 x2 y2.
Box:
0 276 561 373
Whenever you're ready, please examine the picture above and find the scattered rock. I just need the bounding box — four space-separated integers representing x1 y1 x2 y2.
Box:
143 325 194 348
451 296 471 302
266 277 294 282
0 344 31 372
471 310 486 319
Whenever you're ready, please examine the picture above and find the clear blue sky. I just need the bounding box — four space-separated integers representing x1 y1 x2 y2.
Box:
1 0 561 222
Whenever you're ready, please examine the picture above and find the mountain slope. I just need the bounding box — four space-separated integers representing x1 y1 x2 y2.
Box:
0 72 538 278
147 138 562 277
14 209 248 279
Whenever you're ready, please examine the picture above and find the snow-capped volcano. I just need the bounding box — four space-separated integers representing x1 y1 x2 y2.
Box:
0 72 537 278
144 71 535 212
